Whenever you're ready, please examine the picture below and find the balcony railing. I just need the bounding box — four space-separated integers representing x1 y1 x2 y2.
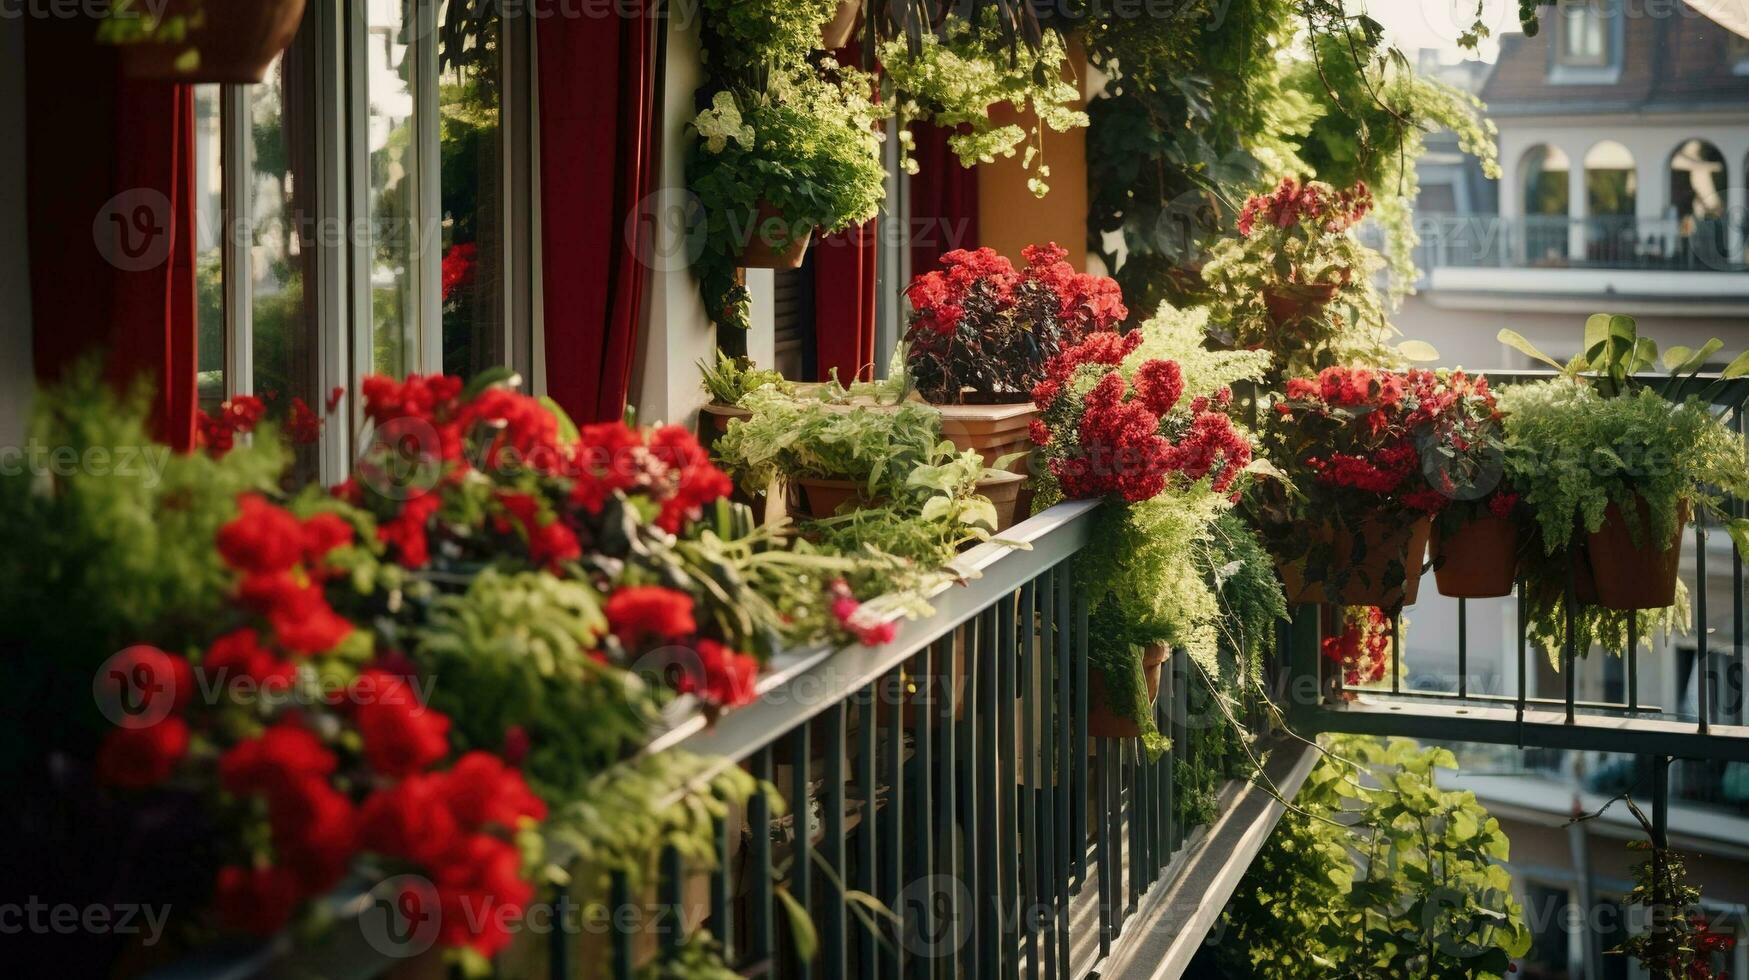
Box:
147 499 1312 980
1412 214 1747 274
1302 373 1749 767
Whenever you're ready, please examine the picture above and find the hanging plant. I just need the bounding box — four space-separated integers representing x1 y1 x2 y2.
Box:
880 10 1087 197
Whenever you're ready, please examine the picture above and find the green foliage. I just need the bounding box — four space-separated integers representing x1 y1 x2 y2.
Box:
1198 512 1289 683
881 11 1087 197
1209 736 1531 979
1124 302 1275 400
689 72 887 330
1087 603 1171 759
0 366 285 760
713 392 943 496
1082 0 1310 313
698 350 790 406
1285 26 1500 299
413 570 652 802
699 0 837 74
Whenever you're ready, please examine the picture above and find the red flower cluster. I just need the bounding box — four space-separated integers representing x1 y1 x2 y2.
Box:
1031 332 1252 503
828 578 899 647
1237 176 1372 237
196 395 265 456
604 585 760 709
1321 606 1391 687
903 243 1127 403
218 493 355 655
345 375 731 570
1276 367 1500 520
441 242 478 304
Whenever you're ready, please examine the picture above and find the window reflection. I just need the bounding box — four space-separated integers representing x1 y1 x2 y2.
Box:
437 0 505 379
192 84 224 411
366 0 419 375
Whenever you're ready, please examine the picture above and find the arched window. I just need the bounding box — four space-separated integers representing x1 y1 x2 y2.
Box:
1583 140 1636 216
1520 144 1570 216
1669 139 1728 220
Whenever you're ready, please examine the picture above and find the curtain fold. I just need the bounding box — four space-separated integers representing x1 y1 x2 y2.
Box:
534 0 659 424
811 218 879 383
907 122 981 276
25 19 198 451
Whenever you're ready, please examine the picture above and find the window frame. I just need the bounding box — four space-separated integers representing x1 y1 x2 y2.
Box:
211 0 539 484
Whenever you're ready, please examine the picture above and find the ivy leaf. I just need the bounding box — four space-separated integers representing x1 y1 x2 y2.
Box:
1397 340 1439 362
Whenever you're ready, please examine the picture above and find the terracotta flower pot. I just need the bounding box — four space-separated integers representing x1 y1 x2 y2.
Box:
1086 644 1170 739
1279 515 1432 609
933 400 1038 471
796 477 879 518
977 471 1027 533
1262 282 1341 326
738 202 812 270
1433 515 1519 599
821 0 862 49
118 0 307 83
1587 496 1689 610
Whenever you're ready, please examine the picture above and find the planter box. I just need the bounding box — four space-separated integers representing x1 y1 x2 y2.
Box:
1279 516 1432 609
1433 515 1519 599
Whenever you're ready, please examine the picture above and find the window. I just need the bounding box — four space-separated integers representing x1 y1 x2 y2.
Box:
1557 1 1610 67
202 1 536 483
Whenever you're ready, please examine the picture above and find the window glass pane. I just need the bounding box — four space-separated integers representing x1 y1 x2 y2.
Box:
366 0 420 377
250 52 321 480
192 85 225 411
438 0 505 379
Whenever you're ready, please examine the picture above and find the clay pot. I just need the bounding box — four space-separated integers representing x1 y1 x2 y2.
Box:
932 401 1038 472
118 0 307 83
1587 496 1689 610
1086 644 1169 739
1262 282 1341 326
1279 515 1432 609
977 471 1027 533
1433 515 1519 599
795 477 878 518
821 0 862 49
738 203 812 269
697 402 750 440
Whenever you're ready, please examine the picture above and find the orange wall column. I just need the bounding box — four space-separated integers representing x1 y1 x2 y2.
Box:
975 38 1091 270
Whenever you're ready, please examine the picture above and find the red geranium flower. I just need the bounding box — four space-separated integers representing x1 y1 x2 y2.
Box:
95 717 189 789
604 585 697 647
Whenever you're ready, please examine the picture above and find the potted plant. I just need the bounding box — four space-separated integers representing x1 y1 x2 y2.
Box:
1498 317 1749 615
904 243 1127 479
98 0 306 83
696 350 790 442
879 9 1088 197
690 68 887 328
1202 177 1399 377
1420 373 1520 598
1263 367 1482 609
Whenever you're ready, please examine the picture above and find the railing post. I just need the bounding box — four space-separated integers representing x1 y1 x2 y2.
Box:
1286 603 1324 734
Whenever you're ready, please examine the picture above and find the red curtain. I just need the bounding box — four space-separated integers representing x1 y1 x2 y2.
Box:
812 219 879 383
535 0 659 424
25 19 198 451
907 123 981 276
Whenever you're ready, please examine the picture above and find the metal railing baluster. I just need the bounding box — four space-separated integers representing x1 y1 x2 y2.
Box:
908 644 933 980
884 665 904 980
1628 610 1639 714
824 702 847 980
611 871 632 980
1096 736 1112 958
1517 578 1528 719
1036 570 1058 980
1391 613 1402 696
1698 520 1711 735
961 618 982 978
1564 558 1577 724
710 818 730 953
941 626 962 980
659 846 683 958
978 607 1004 975
749 747 775 970
1458 597 1468 698
1736 404 1746 725
790 725 813 980
549 884 569 980
1020 579 1040 980
998 596 1020 980
1053 568 1072 980
858 683 877 979
1073 591 1089 886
